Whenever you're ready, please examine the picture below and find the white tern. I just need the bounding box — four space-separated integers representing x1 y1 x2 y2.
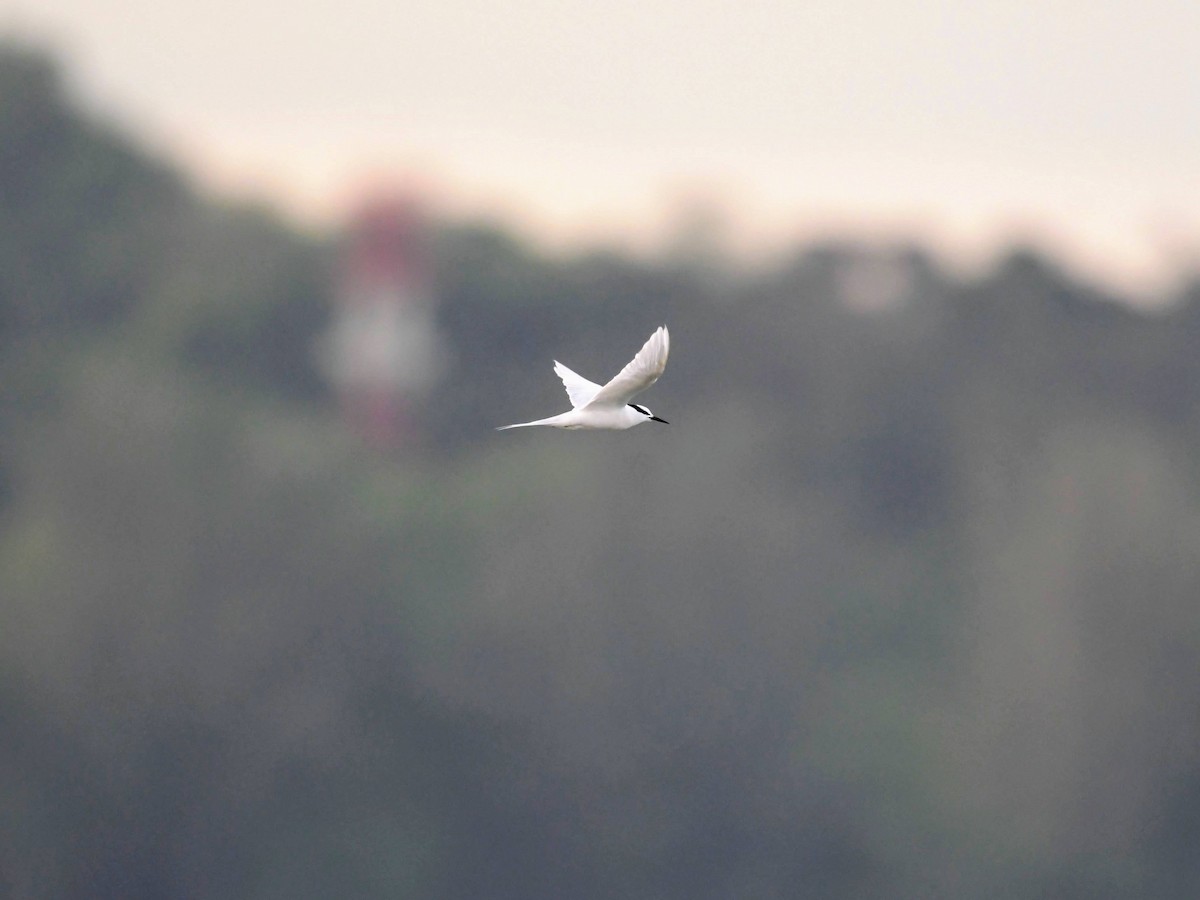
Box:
496 326 670 431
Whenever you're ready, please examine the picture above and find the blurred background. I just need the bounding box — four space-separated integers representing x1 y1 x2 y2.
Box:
2 2 1200 896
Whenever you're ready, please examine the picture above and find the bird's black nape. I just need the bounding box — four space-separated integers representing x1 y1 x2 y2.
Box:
629 403 668 424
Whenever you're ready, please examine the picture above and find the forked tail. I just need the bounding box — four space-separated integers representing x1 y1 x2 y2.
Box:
495 413 568 431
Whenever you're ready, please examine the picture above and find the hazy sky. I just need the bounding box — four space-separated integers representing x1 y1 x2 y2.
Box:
6 0 1200 293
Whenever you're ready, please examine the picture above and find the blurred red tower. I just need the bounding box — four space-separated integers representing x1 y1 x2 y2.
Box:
325 192 443 448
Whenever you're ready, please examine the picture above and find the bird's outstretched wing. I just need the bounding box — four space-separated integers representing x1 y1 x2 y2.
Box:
584 326 670 409
553 361 603 409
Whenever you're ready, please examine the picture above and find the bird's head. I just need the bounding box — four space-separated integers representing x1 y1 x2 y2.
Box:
629 402 668 424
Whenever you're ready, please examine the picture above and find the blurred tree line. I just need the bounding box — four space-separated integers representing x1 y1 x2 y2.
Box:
3 42 1200 898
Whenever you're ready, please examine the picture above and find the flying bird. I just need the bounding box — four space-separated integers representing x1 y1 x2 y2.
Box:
496 326 670 431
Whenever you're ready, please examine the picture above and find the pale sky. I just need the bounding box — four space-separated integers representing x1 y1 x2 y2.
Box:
5 0 1200 294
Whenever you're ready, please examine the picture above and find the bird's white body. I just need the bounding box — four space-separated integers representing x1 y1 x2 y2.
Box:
499 404 647 431
497 326 670 431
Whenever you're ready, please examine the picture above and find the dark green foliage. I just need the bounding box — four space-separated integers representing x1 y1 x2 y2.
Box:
0 45 183 337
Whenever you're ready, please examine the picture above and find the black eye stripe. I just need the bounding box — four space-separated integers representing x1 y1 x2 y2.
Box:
628 403 650 416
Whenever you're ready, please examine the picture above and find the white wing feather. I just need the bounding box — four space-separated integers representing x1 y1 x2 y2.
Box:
553 361 603 409
583 326 670 409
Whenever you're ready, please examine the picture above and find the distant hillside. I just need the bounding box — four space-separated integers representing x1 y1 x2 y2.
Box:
4 40 1200 900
